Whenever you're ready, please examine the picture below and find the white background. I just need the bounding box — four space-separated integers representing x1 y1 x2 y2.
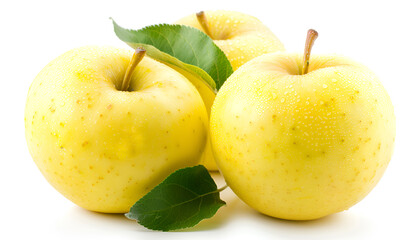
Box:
1 0 419 239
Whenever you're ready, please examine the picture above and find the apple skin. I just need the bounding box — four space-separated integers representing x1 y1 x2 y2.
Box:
25 46 208 213
165 64 217 170
175 10 284 71
175 10 285 171
210 52 396 220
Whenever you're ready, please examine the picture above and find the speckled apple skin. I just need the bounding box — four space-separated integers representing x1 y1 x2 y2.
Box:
176 10 285 71
25 46 208 213
165 64 217 171
210 52 396 220
175 10 285 171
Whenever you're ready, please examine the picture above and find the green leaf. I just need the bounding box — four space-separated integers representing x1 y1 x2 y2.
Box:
112 20 233 91
126 165 226 231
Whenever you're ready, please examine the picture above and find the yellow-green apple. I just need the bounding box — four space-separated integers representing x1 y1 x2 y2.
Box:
175 10 285 170
25 46 208 213
176 10 285 71
210 30 396 220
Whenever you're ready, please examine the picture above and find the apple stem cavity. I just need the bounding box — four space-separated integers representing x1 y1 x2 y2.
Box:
121 48 146 91
301 29 318 75
196 11 214 39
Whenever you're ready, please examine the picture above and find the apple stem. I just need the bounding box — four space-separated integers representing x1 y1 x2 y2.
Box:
217 185 228 192
121 48 146 91
301 29 318 75
196 11 214 39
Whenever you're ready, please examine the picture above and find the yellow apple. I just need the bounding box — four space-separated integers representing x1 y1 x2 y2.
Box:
210 30 396 220
25 46 208 213
175 10 285 71
175 10 285 170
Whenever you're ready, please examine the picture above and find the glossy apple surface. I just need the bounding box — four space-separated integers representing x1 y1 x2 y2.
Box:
25 46 208 213
210 52 396 220
176 10 285 170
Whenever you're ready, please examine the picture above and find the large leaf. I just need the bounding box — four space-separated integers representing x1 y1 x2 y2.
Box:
126 165 226 231
112 20 233 91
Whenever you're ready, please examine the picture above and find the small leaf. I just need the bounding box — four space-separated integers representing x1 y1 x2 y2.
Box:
112 20 233 91
126 165 226 231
